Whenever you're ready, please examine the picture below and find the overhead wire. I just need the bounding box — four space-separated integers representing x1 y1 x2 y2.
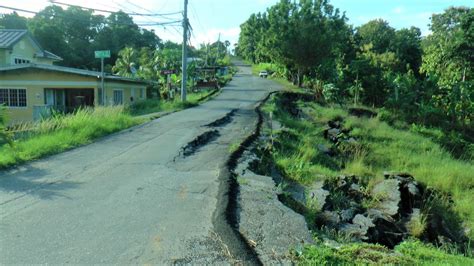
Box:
0 5 180 27
114 1 182 42
123 0 180 21
48 1 182 17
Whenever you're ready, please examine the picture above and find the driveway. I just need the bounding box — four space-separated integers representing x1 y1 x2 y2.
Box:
0 63 282 264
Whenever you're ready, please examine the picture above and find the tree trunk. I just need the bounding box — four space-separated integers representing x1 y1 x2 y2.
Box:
297 68 303 87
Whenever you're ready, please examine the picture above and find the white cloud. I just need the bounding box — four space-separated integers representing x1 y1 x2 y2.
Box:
392 7 404 14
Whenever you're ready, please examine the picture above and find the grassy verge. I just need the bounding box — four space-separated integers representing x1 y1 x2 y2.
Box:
265 94 473 236
298 239 473 265
130 88 220 116
260 89 473 263
0 106 141 169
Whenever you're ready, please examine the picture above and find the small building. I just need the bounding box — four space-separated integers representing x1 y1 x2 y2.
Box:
0 29 62 66
0 29 148 124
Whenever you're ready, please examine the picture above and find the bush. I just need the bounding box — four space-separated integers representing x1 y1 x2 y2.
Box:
322 83 343 104
0 105 13 147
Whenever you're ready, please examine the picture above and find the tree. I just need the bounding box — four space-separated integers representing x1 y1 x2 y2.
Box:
112 47 138 78
0 12 27 29
390 27 423 74
355 19 395 54
265 0 347 86
421 7 474 125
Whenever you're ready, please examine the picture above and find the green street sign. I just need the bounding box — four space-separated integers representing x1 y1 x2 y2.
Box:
95 50 111 59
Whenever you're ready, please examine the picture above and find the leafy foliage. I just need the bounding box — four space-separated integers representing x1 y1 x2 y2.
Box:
0 105 13 147
238 3 473 158
1 5 162 70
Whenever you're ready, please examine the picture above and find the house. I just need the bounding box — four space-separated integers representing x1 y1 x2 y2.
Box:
0 29 148 124
0 29 62 66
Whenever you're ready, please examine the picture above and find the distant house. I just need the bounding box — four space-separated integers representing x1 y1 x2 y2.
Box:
0 29 62 66
0 29 148 124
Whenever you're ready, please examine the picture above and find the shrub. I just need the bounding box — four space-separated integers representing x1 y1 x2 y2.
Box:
0 105 13 147
322 83 343 104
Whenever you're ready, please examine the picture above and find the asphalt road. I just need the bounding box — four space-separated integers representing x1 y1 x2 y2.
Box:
0 63 282 264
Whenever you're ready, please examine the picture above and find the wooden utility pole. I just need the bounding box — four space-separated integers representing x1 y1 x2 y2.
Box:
181 0 189 101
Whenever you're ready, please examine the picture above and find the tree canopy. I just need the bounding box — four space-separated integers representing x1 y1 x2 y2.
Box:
1 5 162 70
237 2 473 135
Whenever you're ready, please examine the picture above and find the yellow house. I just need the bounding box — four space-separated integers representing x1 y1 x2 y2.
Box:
0 29 62 66
0 29 149 124
0 64 148 124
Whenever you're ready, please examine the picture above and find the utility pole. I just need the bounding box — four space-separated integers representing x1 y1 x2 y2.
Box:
181 0 189 102
101 57 105 105
217 32 221 62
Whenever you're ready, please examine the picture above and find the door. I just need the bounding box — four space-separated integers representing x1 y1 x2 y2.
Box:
44 89 66 112
113 90 123 105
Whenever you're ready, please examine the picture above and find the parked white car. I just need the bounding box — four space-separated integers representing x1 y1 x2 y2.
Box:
259 70 268 78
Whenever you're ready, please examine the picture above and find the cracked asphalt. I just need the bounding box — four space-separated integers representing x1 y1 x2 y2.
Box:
0 62 282 264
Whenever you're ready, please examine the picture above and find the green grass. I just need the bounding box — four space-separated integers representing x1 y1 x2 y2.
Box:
0 87 224 169
266 95 474 239
0 106 141 169
260 90 474 263
130 88 218 116
298 240 474 265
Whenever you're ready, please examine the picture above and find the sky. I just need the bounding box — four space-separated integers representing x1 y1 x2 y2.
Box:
1 0 473 48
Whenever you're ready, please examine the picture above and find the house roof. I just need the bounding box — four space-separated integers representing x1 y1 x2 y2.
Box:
0 29 62 61
0 63 149 84
0 29 27 48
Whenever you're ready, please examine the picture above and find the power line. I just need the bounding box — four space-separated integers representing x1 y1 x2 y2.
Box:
49 1 182 17
0 5 36 15
110 0 182 43
123 0 180 21
0 5 180 27
189 2 207 44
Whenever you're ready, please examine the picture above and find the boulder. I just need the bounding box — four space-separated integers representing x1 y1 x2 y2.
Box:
320 211 341 226
371 179 401 217
340 214 375 240
307 184 329 212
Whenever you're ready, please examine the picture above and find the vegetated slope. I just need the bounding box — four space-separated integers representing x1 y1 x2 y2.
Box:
257 91 473 264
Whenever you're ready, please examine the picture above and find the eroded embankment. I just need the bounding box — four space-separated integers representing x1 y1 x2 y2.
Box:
249 91 471 255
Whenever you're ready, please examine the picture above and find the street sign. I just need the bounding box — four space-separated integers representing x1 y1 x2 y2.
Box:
95 50 111 59
95 50 110 106
161 69 177 75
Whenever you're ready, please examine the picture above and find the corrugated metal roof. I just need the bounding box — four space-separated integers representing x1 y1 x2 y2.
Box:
0 63 149 84
36 50 63 61
0 29 27 48
0 29 62 61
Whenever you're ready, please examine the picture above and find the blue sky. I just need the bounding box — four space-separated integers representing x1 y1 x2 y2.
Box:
1 0 473 47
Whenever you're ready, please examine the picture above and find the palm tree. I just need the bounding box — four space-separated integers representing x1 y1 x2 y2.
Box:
112 47 137 78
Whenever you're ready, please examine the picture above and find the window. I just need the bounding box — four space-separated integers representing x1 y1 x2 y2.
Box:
140 88 145 99
0 88 27 107
14 58 30 64
113 90 123 105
